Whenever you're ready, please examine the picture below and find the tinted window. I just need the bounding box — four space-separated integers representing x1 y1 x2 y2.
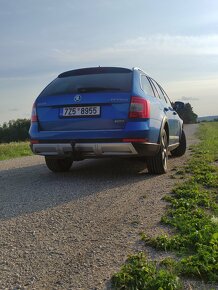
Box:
152 80 168 103
148 78 160 98
159 86 172 105
40 72 132 97
141 75 155 96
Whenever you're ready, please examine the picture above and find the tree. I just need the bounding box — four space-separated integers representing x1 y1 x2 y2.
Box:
176 103 198 124
0 119 30 143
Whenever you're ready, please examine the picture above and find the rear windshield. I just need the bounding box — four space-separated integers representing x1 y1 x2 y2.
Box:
39 70 132 97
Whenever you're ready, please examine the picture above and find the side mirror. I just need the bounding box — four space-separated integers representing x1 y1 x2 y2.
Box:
173 101 185 111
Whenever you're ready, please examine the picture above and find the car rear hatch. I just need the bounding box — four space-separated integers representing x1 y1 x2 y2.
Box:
36 67 132 131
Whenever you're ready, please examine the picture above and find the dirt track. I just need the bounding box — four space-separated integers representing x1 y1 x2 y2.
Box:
0 125 198 289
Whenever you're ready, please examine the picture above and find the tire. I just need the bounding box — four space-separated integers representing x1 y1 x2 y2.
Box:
45 157 73 172
146 129 168 174
170 129 186 157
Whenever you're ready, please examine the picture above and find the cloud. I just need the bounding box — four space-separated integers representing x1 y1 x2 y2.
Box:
180 96 199 101
122 34 218 56
51 34 218 65
9 108 19 112
2 34 218 81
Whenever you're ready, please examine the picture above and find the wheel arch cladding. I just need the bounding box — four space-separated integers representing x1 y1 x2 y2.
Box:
164 122 169 144
159 117 169 144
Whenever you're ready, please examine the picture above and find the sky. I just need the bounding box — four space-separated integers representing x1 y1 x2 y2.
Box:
0 0 218 124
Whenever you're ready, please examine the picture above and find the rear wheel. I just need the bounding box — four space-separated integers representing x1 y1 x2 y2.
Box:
45 157 73 172
170 129 186 157
146 129 168 174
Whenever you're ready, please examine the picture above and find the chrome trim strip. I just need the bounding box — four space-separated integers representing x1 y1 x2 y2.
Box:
168 143 179 150
169 136 180 141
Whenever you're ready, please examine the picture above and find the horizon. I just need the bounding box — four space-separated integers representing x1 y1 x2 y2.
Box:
0 0 218 123
1 101 218 126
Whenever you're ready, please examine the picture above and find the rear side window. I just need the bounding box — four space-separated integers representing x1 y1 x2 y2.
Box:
152 79 168 103
40 69 133 97
148 78 160 99
150 78 172 106
159 85 172 105
140 75 155 97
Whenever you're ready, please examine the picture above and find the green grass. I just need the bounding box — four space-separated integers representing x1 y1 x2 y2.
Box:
112 122 218 289
112 253 182 290
0 141 32 161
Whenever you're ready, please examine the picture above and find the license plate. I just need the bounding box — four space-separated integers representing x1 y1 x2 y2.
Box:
61 106 100 117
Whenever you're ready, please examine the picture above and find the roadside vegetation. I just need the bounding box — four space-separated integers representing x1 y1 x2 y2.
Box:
112 122 218 289
0 119 32 161
174 102 198 124
0 142 32 161
0 119 30 143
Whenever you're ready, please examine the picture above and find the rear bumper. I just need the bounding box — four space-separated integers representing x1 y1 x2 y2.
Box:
31 142 160 158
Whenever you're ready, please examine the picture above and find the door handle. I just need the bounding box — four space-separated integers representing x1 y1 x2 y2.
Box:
173 111 177 115
164 107 169 112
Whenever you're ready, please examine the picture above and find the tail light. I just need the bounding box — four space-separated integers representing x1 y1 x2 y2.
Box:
129 96 150 119
31 103 38 122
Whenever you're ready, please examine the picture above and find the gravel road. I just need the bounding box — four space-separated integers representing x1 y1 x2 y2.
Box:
0 125 198 290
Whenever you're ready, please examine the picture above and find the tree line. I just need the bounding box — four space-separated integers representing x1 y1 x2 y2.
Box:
0 119 30 143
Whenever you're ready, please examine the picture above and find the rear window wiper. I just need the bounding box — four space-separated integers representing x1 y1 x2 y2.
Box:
77 87 121 93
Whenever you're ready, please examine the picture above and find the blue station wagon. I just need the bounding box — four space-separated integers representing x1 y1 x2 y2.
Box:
29 67 186 174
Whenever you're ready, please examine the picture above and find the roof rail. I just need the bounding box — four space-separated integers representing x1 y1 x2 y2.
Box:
132 67 149 76
132 67 142 71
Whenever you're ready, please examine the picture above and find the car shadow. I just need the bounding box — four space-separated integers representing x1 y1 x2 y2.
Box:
0 157 155 220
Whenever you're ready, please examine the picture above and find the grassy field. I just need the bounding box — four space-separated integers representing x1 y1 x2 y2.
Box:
112 122 218 290
0 141 32 161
